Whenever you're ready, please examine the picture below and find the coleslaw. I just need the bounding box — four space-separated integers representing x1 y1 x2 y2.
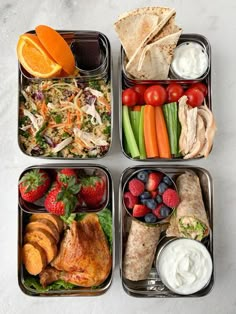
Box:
19 78 111 158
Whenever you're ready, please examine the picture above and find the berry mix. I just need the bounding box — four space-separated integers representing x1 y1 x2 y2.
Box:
123 170 180 223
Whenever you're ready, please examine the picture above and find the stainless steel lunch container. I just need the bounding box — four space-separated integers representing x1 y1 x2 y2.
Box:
119 34 212 162
18 30 113 160
119 165 214 298
18 164 115 296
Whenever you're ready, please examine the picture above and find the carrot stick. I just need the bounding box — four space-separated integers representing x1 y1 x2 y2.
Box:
144 105 159 158
132 105 141 111
155 106 171 158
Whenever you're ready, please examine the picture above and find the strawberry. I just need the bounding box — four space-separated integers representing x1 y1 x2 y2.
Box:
146 172 163 191
162 189 180 208
56 168 77 187
19 169 50 202
153 203 172 219
150 190 158 199
44 177 80 216
128 178 145 196
133 204 150 217
79 176 106 207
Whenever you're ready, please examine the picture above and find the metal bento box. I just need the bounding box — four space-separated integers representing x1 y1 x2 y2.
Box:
119 33 216 162
18 164 114 296
18 30 113 159
119 165 214 297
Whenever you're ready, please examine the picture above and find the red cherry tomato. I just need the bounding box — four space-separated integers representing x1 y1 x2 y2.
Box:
144 85 167 107
166 83 184 102
132 84 147 105
122 88 138 106
185 88 204 107
191 82 208 97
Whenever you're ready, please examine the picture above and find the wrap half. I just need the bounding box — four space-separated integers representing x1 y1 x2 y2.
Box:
123 219 161 281
166 172 210 241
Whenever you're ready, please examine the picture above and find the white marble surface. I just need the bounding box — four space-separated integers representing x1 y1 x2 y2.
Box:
0 0 236 313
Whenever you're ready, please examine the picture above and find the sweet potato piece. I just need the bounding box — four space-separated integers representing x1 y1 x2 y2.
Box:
22 242 47 275
30 213 64 233
26 219 60 243
24 228 57 263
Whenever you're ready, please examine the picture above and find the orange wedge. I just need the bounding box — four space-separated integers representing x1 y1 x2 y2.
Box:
35 25 76 75
17 33 62 78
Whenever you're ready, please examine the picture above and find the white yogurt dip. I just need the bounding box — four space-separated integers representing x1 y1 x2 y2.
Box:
170 42 209 79
157 238 212 295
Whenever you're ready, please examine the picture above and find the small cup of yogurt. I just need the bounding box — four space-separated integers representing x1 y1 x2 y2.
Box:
156 238 213 295
170 41 209 79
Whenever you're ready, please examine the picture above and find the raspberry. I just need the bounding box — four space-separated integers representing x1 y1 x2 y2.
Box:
128 178 145 196
124 191 138 209
162 189 180 208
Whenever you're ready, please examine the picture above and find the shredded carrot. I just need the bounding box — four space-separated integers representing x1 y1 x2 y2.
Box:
67 94 75 102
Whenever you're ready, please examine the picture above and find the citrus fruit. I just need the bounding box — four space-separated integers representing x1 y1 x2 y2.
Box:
35 25 76 75
17 33 62 78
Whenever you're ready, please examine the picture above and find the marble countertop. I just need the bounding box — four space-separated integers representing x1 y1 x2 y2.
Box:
1 0 236 313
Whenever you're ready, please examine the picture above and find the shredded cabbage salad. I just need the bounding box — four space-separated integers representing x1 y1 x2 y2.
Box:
19 79 111 158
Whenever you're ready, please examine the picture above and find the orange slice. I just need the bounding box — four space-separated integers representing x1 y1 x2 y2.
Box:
17 33 62 78
35 25 76 75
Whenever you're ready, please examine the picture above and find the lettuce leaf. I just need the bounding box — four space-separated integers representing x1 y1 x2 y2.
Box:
24 277 76 293
97 208 113 252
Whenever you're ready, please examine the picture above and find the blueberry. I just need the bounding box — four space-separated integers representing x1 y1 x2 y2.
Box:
137 171 149 183
156 194 162 204
140 191 151 200
140 199 148 205
160 206 172 218
163 176 173 186
158 182 168 194
144 213 157 223
145 198 157 210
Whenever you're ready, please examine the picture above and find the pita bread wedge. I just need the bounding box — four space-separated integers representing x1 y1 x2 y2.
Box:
114 13 159 60
125 8 176 78
137 29 182 79
118 6 173 21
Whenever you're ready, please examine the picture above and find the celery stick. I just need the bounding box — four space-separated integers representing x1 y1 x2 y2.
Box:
122 106 140 158
163 102 178 155
176 111 182 157
123 134 130 154
130 111 140 144
138 106 146 159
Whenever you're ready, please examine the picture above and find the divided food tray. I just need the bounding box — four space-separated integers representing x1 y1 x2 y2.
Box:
18 164 114 296
18 30 113 160
119 33 213 162
119 165 214 297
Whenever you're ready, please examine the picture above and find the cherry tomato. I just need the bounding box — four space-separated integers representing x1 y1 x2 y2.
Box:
144 85 167 107
185 88 204 107
166 83 184 102
122 88 138 106
132 84 147 105
191 82 208 97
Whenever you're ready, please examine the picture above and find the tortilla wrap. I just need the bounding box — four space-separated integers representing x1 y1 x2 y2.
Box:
166 172 210 240
123 219 161 281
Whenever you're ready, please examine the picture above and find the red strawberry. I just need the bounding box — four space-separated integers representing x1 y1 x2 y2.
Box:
79 176 105 207
152 204 163 219
56 168 77 187
128 178 145 196
124 192 138 209
162 189 180 208
44 177 80 216
146 172 163 191
133 204 150 217
19 169 50 202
